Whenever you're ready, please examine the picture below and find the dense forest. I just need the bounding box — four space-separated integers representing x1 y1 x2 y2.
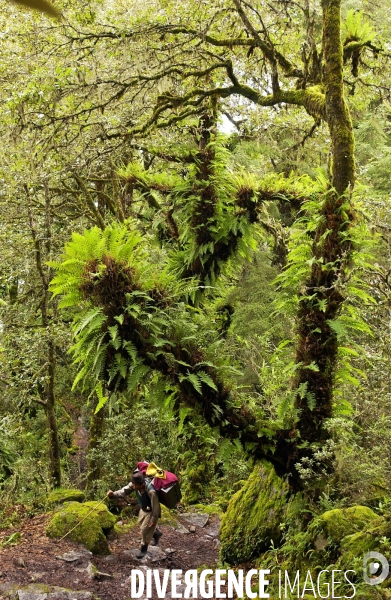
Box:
1 0 391 598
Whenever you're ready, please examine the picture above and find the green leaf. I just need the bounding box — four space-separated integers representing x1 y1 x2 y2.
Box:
304 362 320 372
197 370 218 391
94 382 109 414
186 373 202 394
326 319 347 337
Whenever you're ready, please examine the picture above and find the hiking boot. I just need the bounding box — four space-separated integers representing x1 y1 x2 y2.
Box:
151 529 163 546
136 544 148 559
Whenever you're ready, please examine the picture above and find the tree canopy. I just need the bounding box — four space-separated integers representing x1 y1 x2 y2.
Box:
0 1 391 589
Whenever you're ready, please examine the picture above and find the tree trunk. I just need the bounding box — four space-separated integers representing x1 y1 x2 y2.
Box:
322 0 355 194
26 183 62 487
46 339 61 487
288 0 356 483
86 396 106 490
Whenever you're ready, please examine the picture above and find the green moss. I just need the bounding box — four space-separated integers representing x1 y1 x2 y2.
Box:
159 505 180 527
46 501 116 555
310 506 380 544
20 584 51 594
338 512 391 569
340 531 377 561
47 488 86 505
0 583 51 600
114 521 134 534
182 465 205 505
220 462 288 564
192 503 222 516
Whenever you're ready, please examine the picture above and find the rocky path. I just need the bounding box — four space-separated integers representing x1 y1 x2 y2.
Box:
0 512 221 600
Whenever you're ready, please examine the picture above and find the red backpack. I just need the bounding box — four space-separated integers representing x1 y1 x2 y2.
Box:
136 462 182 509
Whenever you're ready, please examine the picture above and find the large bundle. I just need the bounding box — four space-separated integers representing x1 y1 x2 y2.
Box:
137 462 182 509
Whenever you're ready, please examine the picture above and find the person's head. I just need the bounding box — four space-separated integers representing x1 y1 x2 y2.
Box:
132 471 146 491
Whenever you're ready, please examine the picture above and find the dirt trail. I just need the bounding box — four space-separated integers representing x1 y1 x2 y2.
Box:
0 512 221 600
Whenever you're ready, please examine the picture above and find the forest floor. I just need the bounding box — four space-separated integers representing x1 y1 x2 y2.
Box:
0 508 222 600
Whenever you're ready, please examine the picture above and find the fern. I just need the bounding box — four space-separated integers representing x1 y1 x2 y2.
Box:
197 370 218 391
180 372 202 394
343 10 375 44
94 382 109 414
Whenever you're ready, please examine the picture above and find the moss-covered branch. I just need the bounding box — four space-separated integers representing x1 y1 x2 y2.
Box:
50 227 287 469
159 23 303 80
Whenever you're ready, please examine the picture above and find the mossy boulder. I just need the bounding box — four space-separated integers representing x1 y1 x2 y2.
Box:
46 501 116 555
308 505 390 580
310 506 381 545
339 512 391 568
47 488 86 506
340 530 378 562
220 462 288 564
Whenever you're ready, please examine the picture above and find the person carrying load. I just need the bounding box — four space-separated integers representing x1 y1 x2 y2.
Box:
107 470 163 559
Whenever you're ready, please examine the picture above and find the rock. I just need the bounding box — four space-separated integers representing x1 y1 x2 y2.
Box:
205 522 220 538
47 589 93 600
102 555 117 562
314 533 329 551
173 523 190 534
181 513 209 528
164 548 175 554
166 522 189 534
86 561 113 581
86 562 97 579
148 546 168 562
13 584 93 600
18 590 47 600
126 546 167 563
159 507 188 533
15 557 26 567
47 489 86 506
164 584 187 599
220 462 289 564
29 574 46 581
46 501 116 555
189 526 196 533
55 551 92 563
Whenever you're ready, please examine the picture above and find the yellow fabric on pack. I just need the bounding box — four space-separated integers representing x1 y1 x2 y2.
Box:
146 462 166 479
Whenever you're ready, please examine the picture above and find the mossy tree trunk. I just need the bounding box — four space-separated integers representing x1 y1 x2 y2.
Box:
180 102 218 284
26 183 62 488
288 0 356 483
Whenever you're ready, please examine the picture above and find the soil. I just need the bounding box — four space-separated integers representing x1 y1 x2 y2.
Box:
0 510 222 600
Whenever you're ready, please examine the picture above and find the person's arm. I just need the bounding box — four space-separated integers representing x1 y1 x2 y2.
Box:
149 490 160 524
108 482 134 499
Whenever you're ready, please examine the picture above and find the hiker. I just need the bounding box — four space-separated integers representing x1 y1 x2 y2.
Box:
107 471 162 559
